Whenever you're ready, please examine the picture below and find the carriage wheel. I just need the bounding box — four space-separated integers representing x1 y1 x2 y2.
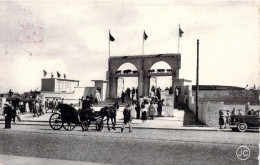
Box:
63 122 76 131
49 113 63 130
96 119 103 131
81 120 90 131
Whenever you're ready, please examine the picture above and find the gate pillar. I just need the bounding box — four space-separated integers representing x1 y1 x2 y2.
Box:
109 77 118 98
138 71 144 97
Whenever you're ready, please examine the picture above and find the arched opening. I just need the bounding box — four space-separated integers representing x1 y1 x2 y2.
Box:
149 61 172 97
116 62 138 98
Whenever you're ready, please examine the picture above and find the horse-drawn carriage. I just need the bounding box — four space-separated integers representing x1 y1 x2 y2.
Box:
49 104 104 131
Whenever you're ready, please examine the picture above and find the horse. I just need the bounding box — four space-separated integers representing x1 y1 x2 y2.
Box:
99 102 119 131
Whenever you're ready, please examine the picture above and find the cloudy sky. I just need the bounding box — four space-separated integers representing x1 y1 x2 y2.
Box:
0 0 259 93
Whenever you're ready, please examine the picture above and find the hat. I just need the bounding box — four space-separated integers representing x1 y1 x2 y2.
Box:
4 102 9 105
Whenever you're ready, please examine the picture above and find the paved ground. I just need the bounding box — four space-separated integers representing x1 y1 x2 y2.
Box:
0 125 258 165
0 107 221 131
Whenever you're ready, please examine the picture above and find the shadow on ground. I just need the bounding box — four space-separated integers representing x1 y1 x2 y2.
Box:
177 105 205 126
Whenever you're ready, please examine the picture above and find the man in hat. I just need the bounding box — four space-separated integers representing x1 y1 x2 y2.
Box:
3 102 12 129
121 104 132 133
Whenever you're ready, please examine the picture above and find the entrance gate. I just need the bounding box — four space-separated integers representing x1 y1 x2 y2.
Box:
107 54 183 99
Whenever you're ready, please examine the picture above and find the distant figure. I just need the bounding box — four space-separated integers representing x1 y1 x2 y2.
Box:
175 88 179 103
132 87 136 99
169 87 173 94
151 86 155 93
238 109 242 115
247 109 252 115
136 87 138 99
135 102 141 119
121 104 132 133
130 102 136 119
252 109 257 115
34 101 40 117
126 88 131 98
225 110 230 128
141 103 147 123
231 108 236 116
121 91 126 104
95 90 101 104
51 73 54 78
245 102 250 115
64 74 66 79
3 102 12 129
219 109 224 129
157 100 163 117
156 87 161 100
45 99 49 113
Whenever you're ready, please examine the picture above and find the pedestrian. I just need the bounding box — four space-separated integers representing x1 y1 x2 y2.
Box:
136 87 138 99
51 99 56 113
95 90 101 104
34 101 40 117
121 104 132 133
45 99 49 113
148 101 157 120
3 102 12 129
25 102 30 113
132 87 135 99
127 88 131 99
130 102 136 119
225 110 230 128
219 108 224 129
39 100 44 115
156 87 161 100
157 100 163 117
121 91 126 104
135 102 141 119
141 103 147 123
231 108 236 116
11 103 16 124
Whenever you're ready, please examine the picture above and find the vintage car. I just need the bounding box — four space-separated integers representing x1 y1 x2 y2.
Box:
229 115 260 132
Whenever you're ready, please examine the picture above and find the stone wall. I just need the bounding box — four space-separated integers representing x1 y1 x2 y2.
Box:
192 89 260 104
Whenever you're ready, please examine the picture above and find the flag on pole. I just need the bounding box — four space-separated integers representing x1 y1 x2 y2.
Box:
109 32 115 42
43 70 47 77
179 27 184 37
143 31 148 40
57 71 61 78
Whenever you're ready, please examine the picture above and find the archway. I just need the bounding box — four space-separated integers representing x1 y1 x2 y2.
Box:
149 61 172 92
116 62 138 98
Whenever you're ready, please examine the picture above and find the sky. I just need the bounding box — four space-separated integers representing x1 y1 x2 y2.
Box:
0 0 259 93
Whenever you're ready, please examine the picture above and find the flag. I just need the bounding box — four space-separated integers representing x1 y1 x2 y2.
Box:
43 70 47 77
109 32 115 42
143 31 148 40
57 71 61 78
179 27 184 37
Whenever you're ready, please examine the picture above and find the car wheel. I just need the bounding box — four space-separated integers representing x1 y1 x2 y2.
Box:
237 123 248 132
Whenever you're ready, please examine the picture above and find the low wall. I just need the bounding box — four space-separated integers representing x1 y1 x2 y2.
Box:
189 100 260 126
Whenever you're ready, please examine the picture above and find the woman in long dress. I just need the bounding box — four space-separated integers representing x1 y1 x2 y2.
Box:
25 102 30 113
219 109 225 129
130 103 136 119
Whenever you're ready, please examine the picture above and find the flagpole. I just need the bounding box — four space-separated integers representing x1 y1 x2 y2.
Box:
142 30 144 55
109 30 111 58
178 24 180 53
